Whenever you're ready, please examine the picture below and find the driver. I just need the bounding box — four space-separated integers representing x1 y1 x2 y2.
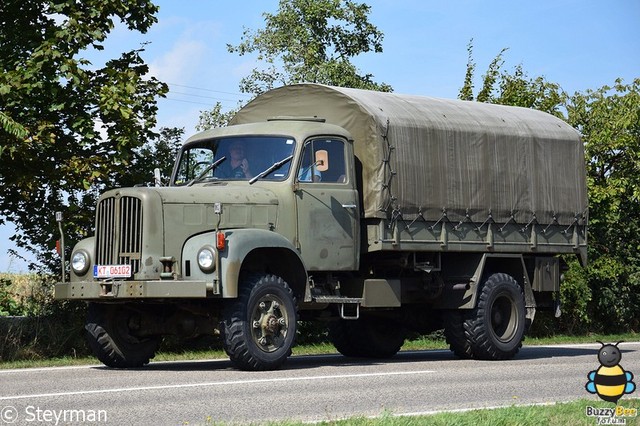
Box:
218 140 253 178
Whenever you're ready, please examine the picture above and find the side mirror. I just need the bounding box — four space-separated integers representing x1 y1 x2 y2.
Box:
315 150 329 172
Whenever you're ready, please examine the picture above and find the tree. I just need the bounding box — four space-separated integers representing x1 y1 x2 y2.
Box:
458 42 564 116
458 40 476 102
196 103 239 132
567 78 640 330
198 0 391 131
0 0 167 270
227 0 392 95
123 127 185 187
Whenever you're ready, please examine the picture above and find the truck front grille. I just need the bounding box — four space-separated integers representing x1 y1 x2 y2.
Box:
95 196 143 276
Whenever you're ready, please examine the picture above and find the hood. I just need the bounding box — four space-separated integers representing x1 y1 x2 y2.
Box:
153 184 279 207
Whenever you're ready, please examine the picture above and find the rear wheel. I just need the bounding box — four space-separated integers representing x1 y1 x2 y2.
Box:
85 303 161 368
221 274 297 371
465 273 526 360
443 310 472 359
444 273 526 360
329 316 406 358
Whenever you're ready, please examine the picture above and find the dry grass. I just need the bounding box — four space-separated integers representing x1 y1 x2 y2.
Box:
0 272 40 305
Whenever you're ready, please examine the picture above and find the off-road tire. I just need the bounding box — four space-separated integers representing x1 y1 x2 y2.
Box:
221 273 297 371
464 273 526 360
329 317 406 358
85 303 161 368
443 310 473 359
327 319 363 357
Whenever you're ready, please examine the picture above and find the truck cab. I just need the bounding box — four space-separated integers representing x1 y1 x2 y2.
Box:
56 118 363 370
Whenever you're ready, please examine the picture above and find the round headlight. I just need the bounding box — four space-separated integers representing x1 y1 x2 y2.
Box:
197 246 216 273
71 250 90 275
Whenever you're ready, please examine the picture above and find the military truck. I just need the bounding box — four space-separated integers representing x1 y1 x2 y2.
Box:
55 84 587 370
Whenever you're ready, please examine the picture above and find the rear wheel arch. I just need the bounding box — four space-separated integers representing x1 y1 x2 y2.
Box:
479 256 530 294
479 255 536 325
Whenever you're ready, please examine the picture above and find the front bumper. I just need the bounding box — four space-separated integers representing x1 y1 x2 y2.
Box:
54 280 209 300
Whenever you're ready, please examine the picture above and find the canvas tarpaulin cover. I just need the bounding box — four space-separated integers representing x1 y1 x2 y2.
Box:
231 84 587 226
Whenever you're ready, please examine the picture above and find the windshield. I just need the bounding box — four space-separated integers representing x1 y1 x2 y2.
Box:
172 136 296 186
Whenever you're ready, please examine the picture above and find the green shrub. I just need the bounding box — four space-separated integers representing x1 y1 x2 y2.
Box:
0 277 22 316
558 258 592 333
586 255 640 333
0 274 89 362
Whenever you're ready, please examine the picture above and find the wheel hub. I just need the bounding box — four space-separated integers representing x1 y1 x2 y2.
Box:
491 296 516 342
251 295 289 352
263 314 279 334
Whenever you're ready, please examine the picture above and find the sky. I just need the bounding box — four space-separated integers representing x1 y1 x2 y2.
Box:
2 0 639 272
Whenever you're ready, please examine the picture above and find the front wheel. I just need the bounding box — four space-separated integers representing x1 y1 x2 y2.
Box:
221 274 297 371
85 303 161 368
464 273 526 360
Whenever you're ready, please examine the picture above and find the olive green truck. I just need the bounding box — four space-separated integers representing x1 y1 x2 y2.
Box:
55 84 587 370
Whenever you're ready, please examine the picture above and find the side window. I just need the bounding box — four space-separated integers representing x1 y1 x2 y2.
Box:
298 139 346 183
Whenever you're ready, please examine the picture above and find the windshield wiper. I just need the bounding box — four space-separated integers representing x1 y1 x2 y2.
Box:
187 156 226 187
249 155 294 185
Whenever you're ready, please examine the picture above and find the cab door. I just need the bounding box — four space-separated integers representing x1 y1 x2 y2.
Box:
295 137 359 271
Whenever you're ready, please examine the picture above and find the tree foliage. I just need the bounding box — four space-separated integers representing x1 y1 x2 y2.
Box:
0 0 167 269
227 0 392 95
198 0 392 131
196 103 239 132
459 41 564 116
125 127 184 187
458 40 476 102
567 78 640 331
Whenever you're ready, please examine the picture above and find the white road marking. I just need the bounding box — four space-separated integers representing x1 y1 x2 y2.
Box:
0 358 225 375
0 369 435 401
0 364 102 375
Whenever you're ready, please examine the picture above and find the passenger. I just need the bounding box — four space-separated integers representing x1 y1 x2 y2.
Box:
298 149 322 182
299 165 322 182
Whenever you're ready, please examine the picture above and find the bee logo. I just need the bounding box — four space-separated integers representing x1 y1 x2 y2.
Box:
585 341 636 403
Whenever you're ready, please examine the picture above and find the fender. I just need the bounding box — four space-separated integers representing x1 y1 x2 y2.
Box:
435 253 534 313
469 253 535 311
219 228 307 298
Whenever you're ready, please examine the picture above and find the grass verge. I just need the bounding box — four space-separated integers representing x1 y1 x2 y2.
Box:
302 398 640 426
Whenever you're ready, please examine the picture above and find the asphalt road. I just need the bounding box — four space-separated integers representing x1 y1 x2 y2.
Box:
1 342 638 425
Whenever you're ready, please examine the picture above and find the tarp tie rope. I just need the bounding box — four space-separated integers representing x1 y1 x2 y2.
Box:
475 210 494 232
